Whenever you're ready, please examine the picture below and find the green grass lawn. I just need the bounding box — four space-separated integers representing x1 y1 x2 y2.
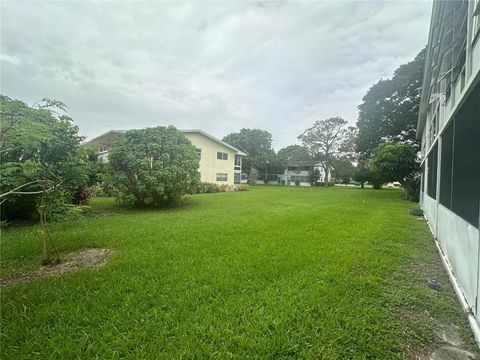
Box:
1 186 476 358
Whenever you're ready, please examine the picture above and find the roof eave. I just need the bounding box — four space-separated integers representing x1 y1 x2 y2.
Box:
180 129 247 156
82 130 126 146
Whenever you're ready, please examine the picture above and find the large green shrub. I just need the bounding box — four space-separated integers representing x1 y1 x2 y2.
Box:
371 142 419 199
0 96 89 221
106 126 200 207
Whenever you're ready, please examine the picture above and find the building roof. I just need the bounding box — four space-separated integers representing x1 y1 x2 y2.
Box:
180 129 246 156
83 128 247 156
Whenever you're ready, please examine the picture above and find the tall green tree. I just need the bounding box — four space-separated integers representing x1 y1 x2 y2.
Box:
222 128 277 174
298 117 354 186
356 48 426 157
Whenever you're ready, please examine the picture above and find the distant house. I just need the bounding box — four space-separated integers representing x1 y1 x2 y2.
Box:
84 129 247 185
262 160 330 186
417 0 480 342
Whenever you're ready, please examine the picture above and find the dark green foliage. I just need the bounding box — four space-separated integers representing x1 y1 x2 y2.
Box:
332 157 355 184
371 143 419 199
277 145 312 166
0 95 89 221
309 169 320 185
222 128 280 174
371 143 418 182
356 49 426 157
403 176 421 202
354 49 425 197
353 160 371 188
106 126 200 207
83 146 107 187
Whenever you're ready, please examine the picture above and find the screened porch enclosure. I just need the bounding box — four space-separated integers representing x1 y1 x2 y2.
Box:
420 81 480 334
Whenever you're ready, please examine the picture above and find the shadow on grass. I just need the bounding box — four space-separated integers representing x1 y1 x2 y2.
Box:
2 195 204 229
89 195 205 216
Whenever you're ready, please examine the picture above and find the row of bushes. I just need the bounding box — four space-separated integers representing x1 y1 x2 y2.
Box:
88 182 250 198
194 182 249 194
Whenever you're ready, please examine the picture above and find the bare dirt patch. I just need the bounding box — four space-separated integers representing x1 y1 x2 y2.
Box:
0 248 113 285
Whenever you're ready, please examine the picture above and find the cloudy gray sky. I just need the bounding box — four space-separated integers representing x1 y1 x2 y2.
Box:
1 1 431 149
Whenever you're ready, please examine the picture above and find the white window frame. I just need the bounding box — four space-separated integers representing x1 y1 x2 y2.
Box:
216 173 228 182
234 155 242 170
217 151 228 160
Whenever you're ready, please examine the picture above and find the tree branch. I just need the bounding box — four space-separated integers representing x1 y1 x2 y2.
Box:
0 179 62 199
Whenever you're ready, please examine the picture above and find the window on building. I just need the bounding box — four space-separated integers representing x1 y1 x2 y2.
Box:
451 83 480 226
234 173 240 184
439 121 454 209
217 152 228 160
216 173 228 182
290 175 309 183
427 143 438 199
196 148 202 158
234 155 242 170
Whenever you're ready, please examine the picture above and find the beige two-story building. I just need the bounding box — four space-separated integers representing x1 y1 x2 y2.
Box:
84 128 246 185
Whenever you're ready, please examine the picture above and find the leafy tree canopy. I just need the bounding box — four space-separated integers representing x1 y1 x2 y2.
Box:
277 145 313 166
298 117 355 185
332 157 355 184
222 128 278 173
371 143 418 184
356 48 426 157
0 95 89 221
351 158 373 189
106 126 200 207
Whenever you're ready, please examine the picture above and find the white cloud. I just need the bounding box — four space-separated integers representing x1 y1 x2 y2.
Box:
0 0 431 149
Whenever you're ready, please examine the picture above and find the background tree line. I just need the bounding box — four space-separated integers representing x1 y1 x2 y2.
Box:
1 46 425 227
223 47 425 199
